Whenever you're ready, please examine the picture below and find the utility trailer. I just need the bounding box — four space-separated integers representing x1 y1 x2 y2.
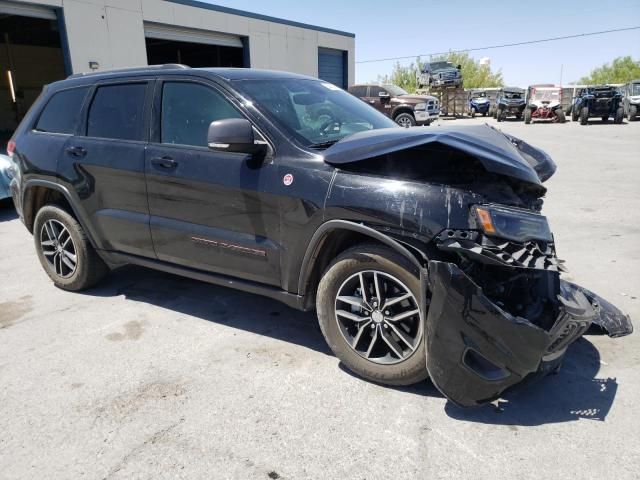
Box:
416 85 467 117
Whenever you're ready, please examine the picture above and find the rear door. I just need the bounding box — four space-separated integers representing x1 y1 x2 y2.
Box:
144 78 281 285
57 80 154 257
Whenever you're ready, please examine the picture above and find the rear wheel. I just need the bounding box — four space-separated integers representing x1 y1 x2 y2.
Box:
580 107 589 125
316 244 428 386
33 205 108 291
614 107 624 124
524 108 532 124
629 105 637 121
394 112 416 128
555 110 566 123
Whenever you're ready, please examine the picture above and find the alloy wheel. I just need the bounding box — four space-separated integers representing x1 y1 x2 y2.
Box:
334 270 422 365
40 219 78 278
396 116 413 128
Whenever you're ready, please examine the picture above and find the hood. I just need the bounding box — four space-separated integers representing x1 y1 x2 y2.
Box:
394 95 437 104
322 124 556 186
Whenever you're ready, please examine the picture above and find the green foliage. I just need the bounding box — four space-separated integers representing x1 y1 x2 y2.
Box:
577 56 640 85
376 52 503 92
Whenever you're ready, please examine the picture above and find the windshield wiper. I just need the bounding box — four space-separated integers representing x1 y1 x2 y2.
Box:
308 139 341 150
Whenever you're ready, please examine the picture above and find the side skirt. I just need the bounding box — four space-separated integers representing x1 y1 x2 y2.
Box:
99 250 308 311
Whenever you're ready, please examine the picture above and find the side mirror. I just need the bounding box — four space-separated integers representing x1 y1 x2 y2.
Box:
378 91 391 101
207 118 267 156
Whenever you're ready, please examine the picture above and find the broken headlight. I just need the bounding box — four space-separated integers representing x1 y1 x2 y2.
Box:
473 205 552 242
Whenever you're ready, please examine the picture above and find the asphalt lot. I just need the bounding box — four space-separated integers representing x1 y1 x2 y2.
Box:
1 117 639 480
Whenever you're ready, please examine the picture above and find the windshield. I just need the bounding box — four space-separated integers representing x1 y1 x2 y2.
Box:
428 62 453 71
471 92 487 98
632 83 640 95
531 89 560 101
504 91 523 99
384 85 409 96
236 79 397 148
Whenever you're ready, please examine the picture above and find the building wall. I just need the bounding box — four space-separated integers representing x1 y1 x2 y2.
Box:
9 0 355 84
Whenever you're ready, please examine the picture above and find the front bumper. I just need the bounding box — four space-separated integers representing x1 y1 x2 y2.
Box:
415 110 440 124
423 260 633 407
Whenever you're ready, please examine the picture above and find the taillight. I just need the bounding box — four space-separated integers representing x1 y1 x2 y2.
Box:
7 140 15 158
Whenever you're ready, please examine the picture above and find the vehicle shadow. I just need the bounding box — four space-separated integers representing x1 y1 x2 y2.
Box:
0 199 18 221
82 265 332 355
82 266 618 426
444 337 618 426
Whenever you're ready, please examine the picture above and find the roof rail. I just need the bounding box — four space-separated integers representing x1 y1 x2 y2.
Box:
67 64 190 79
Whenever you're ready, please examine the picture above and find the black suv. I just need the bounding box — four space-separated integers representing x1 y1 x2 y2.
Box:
8 65 631 407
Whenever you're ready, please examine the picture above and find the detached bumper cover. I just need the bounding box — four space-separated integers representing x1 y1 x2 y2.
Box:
424 260 632 407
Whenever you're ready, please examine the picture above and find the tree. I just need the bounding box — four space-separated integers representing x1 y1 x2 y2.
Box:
578 56 640 84
377 52 503 92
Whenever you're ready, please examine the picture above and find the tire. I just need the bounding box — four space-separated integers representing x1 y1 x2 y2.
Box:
394 112 416 128
614 107 624 124
470 107 476 118
555 110 566 123
33 205 109 291
580 106 589 125
496 108 503 122
629 105 637 121
571 107 579 122
316 244 428 386
524 108 532 124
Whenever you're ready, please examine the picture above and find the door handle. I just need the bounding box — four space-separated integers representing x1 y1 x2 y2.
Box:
151 156 178 169
369 100 376 104
66 146 87 157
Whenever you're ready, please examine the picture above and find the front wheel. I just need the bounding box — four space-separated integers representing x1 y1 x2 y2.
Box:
629 105 637 121
33 205 109 291
394 112 416 128
316 245 428 386
614 107 624 124
524 108 532 124
555 110 566 123
571 107 579 122
580 106 589 125
496 108 503 122
470 107 476 118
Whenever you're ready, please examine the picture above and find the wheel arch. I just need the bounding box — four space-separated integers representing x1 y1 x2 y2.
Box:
22 180 99 248
297 220 424 304
391 105 415 119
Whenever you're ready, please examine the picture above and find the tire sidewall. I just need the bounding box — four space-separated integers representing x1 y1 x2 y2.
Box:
395 112 416 127
33 206 93 290
316 246 428 386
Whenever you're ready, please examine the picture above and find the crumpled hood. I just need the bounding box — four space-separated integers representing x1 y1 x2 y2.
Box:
322 124 556 186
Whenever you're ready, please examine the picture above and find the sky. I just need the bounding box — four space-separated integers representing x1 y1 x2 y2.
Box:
199 0 640 86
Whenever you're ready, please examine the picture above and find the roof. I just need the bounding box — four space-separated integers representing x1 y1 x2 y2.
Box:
196 68 317 81
167 0 355 38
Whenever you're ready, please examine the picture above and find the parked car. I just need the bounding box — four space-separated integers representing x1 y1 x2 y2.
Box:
417 61 462 88
0 154 14 202
494 87 526 121
571 85 624 125
468 90 491 117
349 84 439 127
622 79 640 121
8 66 632 407
524 85 566 124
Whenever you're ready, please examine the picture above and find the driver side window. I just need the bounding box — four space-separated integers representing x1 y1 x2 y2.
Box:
161 82 242 147
369 86 386 97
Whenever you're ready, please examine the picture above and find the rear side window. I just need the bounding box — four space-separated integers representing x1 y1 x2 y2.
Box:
161 82 242 147
349 86 367 98
87 83 146 141
35 87 88 134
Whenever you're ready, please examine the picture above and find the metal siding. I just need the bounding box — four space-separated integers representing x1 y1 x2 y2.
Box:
318 47 345 89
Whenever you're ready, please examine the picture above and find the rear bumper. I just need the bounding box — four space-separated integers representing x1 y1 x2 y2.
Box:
423 260 632 407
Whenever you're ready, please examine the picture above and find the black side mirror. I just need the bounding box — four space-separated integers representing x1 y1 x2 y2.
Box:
207 118 267 156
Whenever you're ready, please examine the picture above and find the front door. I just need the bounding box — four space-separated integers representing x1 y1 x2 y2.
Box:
145 79 281 286
366 86 391 116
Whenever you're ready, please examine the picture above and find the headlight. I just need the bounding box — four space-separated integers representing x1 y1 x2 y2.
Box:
414 102 427 111
473 205 552 242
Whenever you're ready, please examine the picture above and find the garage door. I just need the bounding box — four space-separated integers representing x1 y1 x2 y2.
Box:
144 23 242 48
318 47 346 89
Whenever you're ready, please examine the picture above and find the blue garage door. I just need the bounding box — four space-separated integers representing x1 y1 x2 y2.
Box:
318 47 347 89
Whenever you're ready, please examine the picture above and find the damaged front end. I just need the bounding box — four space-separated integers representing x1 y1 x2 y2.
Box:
322 124 633 406
425 211 633 407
